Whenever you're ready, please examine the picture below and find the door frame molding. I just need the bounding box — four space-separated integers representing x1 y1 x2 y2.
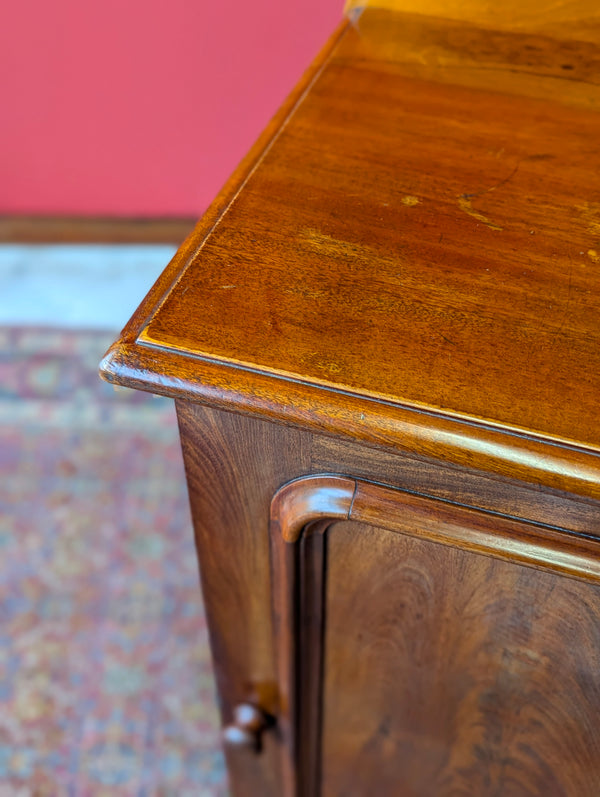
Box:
270 473 600 796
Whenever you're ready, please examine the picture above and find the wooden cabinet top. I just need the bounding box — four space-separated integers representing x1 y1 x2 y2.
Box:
101 8 600 500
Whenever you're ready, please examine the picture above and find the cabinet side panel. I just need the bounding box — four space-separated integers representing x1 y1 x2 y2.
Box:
323 520 600 796
176 403 312 797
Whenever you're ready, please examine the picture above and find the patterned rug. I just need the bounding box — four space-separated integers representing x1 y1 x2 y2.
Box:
0 327 228 796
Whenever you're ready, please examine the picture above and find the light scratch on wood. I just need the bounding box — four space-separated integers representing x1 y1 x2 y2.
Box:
458 196 503 231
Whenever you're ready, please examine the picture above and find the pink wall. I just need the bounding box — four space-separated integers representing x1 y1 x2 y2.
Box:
1 0 342 217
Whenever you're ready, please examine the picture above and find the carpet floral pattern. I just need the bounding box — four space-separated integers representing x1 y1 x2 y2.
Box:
0 327 228 795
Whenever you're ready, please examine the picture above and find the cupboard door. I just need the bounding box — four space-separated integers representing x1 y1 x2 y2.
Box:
270 476 600 797
324 520 600 796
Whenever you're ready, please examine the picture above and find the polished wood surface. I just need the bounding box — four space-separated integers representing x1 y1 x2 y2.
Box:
345 0 600 40
100 6 600 796
270 475 600 796
349 10 600 110
173 406 600 796
101 8 600 499
223 703 272 753
311 435 600 535
176 404 312 797
324 519 600 796
273 474 600 583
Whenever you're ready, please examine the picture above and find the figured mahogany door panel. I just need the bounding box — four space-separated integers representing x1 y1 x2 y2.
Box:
270 476 600 797
323 520 600 796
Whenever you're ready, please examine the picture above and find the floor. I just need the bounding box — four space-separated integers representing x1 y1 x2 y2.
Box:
0 244 177 330
0 243 229 793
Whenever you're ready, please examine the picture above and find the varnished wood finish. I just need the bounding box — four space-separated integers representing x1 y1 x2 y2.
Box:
311 435 600 535
176 405 312 797
270 478 354 796
270 476 600 797
271 476 355 543
101 341 600 501
178 407 600 795
351 479 600 582
345 10 600 111
101 9 600 500
101 6 600 796
345 0 600 41
223 703 272 752
323 520 600 796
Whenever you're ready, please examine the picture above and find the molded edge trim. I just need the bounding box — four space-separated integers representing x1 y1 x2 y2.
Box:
271 475 600 582
343 1 600 38
268 472 600 797
100 343 600 503
270 475 355 543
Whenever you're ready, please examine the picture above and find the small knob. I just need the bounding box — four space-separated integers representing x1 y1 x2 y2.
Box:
223 703 270 752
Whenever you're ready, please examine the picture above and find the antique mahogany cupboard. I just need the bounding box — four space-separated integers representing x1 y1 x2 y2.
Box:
101 2 600 794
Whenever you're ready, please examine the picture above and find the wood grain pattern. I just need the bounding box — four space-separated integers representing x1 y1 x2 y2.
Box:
99 16 350 348
271 476 354 543
324 520 600 796
140 33 600 440
270 475 600 796
351 479 600 582
272 473 600 604
101 8 600 500
100 8 600 795
311 435 600 535
101 341 600 502
348 11 600 111
158 406 600 796
344 0 600 41
176 404 312 797
270 478 354 797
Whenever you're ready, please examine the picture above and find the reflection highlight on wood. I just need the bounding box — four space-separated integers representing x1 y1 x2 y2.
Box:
270 476 354 543
344 0 600 39
100 3 600 792
323 519 600 795
270 474 600 796
274 475 600 584
101 7 600 503
223 703 271 753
